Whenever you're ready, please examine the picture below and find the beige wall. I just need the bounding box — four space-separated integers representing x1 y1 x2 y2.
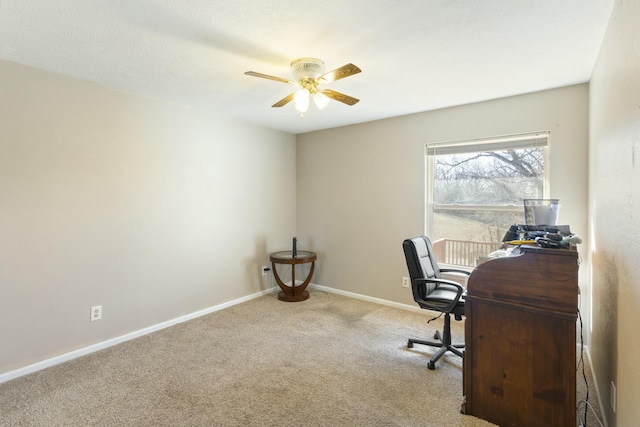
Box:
589 0 640 425
0 59 296 375
4 10 637 423
297 84 589 309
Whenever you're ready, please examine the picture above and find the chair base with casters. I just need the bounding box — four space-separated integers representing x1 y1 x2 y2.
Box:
402 236 469 370
407 313 464 370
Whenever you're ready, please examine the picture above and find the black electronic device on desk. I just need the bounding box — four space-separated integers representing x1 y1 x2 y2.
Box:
501 224 577 249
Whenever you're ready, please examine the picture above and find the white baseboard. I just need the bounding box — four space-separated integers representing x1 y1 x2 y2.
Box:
0 288 276 384
310 283 427 314
0 283 520 385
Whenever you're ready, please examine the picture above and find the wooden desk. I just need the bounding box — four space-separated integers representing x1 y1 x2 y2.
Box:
269 250 317 302
462 245 579 426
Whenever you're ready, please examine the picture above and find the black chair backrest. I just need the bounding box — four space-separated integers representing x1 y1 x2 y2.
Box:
403 236 442 298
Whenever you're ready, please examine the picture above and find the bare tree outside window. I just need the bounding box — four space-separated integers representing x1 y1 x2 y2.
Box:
427 134 548 267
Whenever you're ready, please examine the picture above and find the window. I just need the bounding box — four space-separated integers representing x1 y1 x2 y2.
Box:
425 132 549 267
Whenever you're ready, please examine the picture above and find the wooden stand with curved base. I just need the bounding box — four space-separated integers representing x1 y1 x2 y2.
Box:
269 250 317 302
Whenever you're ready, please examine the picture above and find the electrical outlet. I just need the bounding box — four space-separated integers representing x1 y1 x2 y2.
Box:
262 266 270 276
611 381 616 413
90 305 102 322
402 277 410 288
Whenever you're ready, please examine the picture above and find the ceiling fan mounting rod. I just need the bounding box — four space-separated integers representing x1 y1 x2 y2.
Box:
299 77 319 94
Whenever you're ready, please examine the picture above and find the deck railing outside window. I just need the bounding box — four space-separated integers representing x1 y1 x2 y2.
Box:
432 239 502 268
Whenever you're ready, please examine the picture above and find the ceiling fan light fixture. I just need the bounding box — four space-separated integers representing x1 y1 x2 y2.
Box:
314 92 330 110
245 58 361 114
291 58 325 81
294 88 310 112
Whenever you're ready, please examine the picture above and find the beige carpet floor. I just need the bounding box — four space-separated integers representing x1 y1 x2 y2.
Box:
0 289 602 426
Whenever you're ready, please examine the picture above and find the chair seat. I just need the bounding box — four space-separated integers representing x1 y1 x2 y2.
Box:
436 283 463 293
419 297 465 316
422 287 465 309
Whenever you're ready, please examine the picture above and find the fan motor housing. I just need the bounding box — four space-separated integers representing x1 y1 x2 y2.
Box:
291 58 326 82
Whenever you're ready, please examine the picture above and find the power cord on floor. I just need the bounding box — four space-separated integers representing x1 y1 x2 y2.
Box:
576 307 605 427
427 312 444 324
577 399 605 427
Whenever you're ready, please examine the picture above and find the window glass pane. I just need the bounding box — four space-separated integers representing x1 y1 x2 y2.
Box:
433 148 545 205
426 137 547 267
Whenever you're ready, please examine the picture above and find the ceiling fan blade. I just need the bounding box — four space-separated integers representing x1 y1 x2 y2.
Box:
318 63 361 83
321 89 359 106
244 71 297 85
272 93 296 108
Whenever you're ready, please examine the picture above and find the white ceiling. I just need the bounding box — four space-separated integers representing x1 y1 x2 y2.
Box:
0 0 614 135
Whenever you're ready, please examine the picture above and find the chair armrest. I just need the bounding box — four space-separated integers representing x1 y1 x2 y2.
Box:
439 267 472 276
413 277 465 290
412 277 464 314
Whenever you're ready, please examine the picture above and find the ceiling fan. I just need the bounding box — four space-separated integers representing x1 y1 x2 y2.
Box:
244 58 361 115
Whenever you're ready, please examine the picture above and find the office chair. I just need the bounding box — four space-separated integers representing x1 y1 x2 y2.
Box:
402 236 470 370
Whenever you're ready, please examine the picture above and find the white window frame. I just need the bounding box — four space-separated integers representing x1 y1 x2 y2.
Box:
424 131 551 236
